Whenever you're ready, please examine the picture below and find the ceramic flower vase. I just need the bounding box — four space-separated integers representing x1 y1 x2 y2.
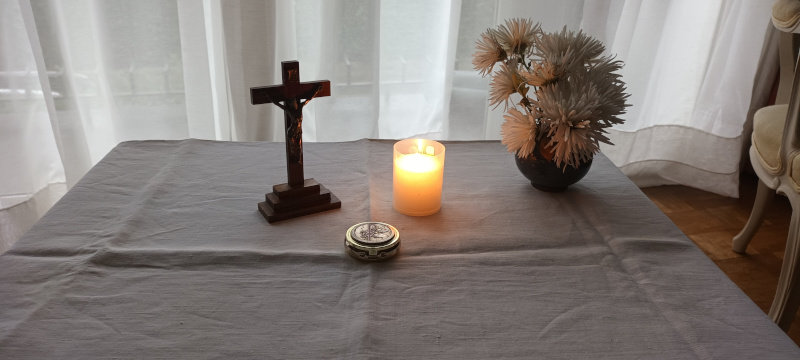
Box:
514 141 592 192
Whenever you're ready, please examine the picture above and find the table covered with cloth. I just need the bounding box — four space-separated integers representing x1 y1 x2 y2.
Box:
1 139 798 359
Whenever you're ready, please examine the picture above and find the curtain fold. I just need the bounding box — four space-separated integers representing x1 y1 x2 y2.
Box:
293 0 382 141
0 0 66 252
0 0 777 251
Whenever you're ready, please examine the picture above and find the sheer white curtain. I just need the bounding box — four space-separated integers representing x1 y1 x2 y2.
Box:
588 0 775 197
1 0 67 251
0 0 774 251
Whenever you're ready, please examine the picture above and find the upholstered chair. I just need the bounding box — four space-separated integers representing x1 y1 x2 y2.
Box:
733 0 800 332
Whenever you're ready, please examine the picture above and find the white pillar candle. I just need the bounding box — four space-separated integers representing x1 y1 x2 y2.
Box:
393 139 445 216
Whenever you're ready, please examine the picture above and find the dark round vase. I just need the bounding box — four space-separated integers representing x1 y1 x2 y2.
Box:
514 144 592 192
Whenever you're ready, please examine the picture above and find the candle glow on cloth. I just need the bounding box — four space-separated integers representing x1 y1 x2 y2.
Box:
393 139 445 216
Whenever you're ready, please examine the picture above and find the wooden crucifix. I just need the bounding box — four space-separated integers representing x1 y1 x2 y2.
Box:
250 61 341 223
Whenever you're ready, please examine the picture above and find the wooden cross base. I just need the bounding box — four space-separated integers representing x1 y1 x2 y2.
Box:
258 178 341 223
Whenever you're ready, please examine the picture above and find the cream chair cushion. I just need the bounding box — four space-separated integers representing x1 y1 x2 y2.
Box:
774 0 800 33
792 153 800 191
753 104 788 173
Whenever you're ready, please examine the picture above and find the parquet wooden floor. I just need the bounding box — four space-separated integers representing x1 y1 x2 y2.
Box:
641 173 800 345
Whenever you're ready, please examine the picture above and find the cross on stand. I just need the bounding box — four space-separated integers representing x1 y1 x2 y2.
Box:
250 61 341 223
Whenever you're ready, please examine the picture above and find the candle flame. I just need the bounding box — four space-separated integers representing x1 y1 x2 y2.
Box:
396 153 439 173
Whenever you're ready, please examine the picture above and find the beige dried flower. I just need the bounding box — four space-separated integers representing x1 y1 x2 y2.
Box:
489 63 524 109
472 29 506 77
535 71 618 168
494 18 539 55
590 57 629 126
522 60 562 87
533 26 604 73
501 108 537 156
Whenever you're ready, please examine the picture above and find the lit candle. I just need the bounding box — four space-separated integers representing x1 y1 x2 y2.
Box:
393 139 445 216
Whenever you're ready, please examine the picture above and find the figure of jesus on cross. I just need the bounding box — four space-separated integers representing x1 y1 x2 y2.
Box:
250 61 340 223
276 85 321 164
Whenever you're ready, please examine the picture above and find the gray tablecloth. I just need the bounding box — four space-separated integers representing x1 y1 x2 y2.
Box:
1 139 798 359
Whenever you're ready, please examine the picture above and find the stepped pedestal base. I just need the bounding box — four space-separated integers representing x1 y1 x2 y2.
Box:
258 178 341 223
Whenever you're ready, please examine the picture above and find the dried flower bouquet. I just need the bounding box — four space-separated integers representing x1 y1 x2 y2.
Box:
473 18 629 169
